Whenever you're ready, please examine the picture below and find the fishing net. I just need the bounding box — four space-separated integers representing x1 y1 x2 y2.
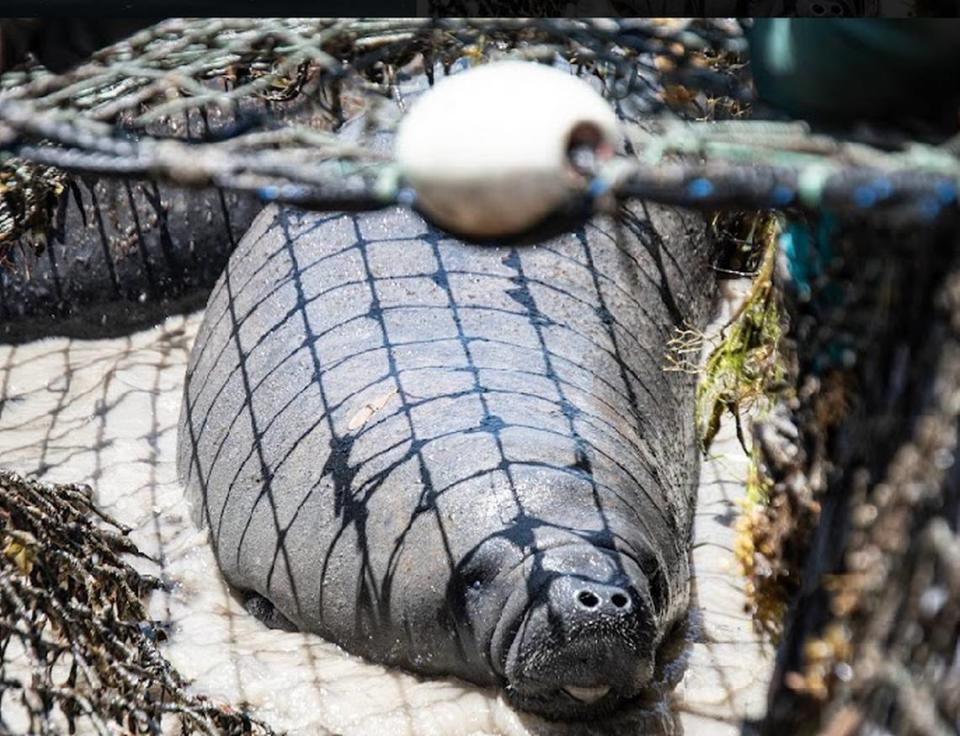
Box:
752 204 960 736
0 17 749 250
0 17 752 735
0 15 956 257
2 15 960 736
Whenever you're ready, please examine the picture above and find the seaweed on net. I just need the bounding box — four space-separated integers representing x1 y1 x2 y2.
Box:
0 470 276 736
0 17 956 259
0 16 753 268
752 205 960 735
0 17 752 255
5 23 952 229
0 160 65 258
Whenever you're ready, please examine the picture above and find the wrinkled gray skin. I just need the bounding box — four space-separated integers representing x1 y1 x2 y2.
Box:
0 30 348 343
0 96 335 343
177 185 716 718
0 176 259 341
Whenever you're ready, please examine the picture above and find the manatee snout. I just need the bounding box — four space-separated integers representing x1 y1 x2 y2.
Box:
495 546 659 719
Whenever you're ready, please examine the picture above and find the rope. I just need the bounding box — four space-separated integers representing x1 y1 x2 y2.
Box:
1 18 955 229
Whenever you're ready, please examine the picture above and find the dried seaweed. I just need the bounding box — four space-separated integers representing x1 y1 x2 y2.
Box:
0 160 65 261
0 470 276 736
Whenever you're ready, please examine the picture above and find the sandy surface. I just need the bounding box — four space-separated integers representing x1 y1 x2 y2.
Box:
0 280 771 735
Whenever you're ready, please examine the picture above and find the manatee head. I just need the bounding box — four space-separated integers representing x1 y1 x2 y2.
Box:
453 532 667 720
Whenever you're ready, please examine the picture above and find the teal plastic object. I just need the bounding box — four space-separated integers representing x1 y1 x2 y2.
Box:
748 19 960 125
780 212 836 303
780 212 852 373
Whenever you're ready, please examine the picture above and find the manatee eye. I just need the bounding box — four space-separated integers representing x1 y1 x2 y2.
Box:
456 551 501 595
637 550 668 616
459 552 507 595
456 538 519 596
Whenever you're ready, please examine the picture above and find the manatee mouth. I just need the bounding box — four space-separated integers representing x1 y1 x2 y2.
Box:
503 630 654 719
495 545 661 719
563 685 612 703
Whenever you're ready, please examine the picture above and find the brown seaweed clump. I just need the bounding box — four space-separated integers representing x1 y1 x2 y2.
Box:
0 159 66 260
0 469 275 736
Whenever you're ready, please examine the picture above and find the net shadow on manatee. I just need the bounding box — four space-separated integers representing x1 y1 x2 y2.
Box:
177 164 717 722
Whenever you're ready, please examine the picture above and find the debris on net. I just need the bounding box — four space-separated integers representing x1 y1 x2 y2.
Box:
0 470 276 736
0 159 65 256
0 17 750 261
665 210 798 641
0 19 746 224
0 17 956 242
756 211 960 735
0 17 747 124
665 212 784 443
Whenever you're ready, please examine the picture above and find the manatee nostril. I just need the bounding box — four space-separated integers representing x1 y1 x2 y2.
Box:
610 592 628 609
576 590 600 609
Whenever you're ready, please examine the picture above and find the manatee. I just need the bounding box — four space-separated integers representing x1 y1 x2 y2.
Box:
177 179 717 717
0 89 342 342
0 21 326 342
0 174 260 340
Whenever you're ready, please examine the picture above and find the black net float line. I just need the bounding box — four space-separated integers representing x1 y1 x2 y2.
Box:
4 117 958 229
0 14 953 229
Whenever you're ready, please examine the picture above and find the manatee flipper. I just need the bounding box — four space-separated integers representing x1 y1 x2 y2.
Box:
243 591 298 632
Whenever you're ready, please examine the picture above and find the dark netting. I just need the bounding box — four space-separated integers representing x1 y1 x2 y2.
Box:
2 16 960 736
0 18 747 227
0 17 955 249
751 209 960 736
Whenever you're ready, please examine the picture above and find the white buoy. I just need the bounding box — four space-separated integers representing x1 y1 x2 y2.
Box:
395 60 620 240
